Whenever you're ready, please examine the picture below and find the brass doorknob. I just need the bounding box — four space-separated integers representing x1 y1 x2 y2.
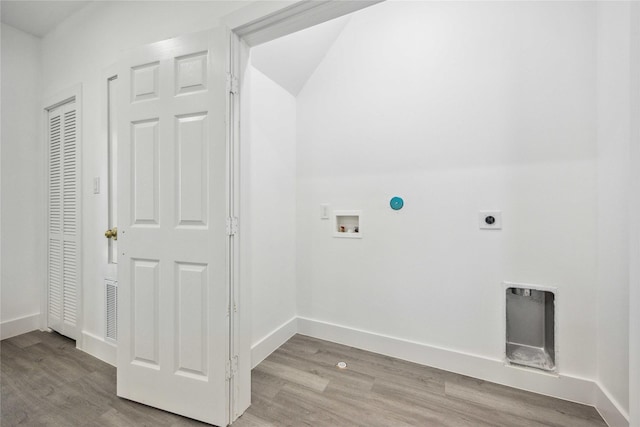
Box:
105 227 118 240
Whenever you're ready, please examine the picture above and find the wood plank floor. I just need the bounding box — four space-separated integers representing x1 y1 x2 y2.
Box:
1 331 606 427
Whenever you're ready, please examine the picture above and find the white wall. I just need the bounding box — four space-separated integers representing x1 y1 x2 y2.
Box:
247 66 298 365
0 24 44 339
14 0 638 422
38 1 256 353
596 2 632 424
296 0 598 381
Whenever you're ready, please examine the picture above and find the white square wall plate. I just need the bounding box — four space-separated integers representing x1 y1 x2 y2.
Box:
479 211 502 230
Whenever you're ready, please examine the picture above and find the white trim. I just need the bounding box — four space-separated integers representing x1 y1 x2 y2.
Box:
297 316 596 406
81 330 117 366
235 33 253 419
102 62 119 276
0 313 40 340
595 383 630 427
233 0 384 47
628 3 640 426
251 317 298 369
227 26 243 423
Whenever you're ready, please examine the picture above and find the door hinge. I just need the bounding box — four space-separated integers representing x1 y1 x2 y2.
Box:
227 300 237 317
226 217 238 236
227 73 238 95
232 355 238 377
226 356 239 380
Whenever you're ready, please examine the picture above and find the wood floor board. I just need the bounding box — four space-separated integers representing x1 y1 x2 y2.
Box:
444 375 606 426
299 383 421 427
300 337 452 386
7 332 44 349
241 392 315 427
266 349 376 394
227 411 276 427
2 331 607 427
275 336 322 356
256 359 329 393
303 347 447 396
272 385 362 427
369 377 500 427
250 369 289 400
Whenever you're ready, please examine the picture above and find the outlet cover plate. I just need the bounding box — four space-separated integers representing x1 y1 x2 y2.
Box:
479 211 502 230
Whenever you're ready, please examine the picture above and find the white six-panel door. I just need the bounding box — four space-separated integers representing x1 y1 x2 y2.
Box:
48 100 79 340
116 28 230 426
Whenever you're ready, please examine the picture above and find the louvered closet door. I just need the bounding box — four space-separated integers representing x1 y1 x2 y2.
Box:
48 101 79 340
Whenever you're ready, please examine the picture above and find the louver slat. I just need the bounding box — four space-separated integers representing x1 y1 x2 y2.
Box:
63 109 77 235
63 241 77 325
49 114 62 234
48 239 62 321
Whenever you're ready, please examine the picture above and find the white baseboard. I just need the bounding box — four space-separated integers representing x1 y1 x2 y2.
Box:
595 383 630 427
81 330 116 366
0 313 40 340
251 316 298 368
297 316 597 406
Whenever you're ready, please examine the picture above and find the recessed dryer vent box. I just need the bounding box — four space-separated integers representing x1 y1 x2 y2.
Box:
333 210 361 238
505 284 556 373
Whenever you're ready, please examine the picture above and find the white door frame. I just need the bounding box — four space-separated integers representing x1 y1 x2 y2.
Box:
41 83 84 349
628 3 640 425
226 0 383 420
101 64 120 358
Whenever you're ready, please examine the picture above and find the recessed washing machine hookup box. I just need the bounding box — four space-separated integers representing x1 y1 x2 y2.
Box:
333 210 361 238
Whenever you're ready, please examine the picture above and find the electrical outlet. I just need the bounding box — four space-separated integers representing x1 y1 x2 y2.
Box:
479 211 502 230
320 204 330 219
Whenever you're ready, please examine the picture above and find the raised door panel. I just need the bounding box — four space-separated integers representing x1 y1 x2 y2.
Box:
175 262 208 379
175 52 208 95
131 119 160 225
132 62 160 103
132 259 160 368
176 113 208 227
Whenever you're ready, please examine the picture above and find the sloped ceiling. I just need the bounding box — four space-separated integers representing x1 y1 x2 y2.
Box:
1 1 91 37
1 0 349 94
251 14 351 97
